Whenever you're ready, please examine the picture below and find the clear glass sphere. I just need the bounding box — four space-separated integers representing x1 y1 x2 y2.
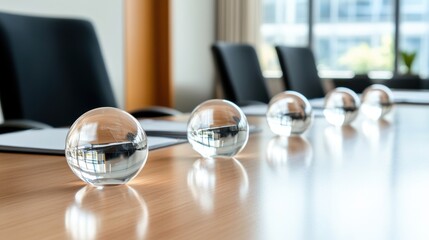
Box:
65 107 148 186
361 84 394 120
187 99 249 158
266 91 312 136
323 87 360 126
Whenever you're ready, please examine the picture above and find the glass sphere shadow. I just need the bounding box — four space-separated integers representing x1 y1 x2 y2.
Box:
187 157 249 213
65 185 148 239
361 118 393 148
266 135 313 169
323 125 358 163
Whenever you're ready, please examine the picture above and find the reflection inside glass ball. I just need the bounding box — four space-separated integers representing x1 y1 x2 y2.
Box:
65 107 148 186
187 99 249 158
361 84 394 120
266 91 312 136
323 87 360 126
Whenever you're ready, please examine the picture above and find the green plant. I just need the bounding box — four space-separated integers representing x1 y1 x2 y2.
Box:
400 50 417 75
338 35 394 74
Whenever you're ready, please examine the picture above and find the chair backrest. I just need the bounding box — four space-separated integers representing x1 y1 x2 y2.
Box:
275 46 325 99
333 74 373 93
0 12 117 127
211 42 270 105
374 74 422 90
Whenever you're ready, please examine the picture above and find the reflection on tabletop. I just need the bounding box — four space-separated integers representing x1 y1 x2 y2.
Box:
2 105 429 239
266 135 313 170
323 125 358 164
65 185 148 240
187 157 249 213
257 107 399 239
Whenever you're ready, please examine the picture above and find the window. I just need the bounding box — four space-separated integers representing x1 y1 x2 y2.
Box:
260 0 429 78
314 0 394 75
317 0 331 22
399 0 429 76
260 0 309 77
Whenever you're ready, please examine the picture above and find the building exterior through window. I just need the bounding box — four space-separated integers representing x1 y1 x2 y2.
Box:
261 0 429 79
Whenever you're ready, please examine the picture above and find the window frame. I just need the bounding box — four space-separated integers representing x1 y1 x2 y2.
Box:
261 0 414 79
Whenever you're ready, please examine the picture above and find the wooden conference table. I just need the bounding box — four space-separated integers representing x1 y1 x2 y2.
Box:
1 104 429 239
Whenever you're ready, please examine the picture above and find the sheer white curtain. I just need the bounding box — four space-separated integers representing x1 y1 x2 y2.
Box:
216 0 261 46
214 0 262 98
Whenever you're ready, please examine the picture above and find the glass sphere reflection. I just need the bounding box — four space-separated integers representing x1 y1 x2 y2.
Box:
361 84 394 120
65 107 148 186
187 158 249 213
323 87 360 126
187 99 249 158
266 91 312 136
65 186 148 239
266 136 313 168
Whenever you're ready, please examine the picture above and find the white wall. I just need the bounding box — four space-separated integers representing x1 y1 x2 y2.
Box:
0 0 217 116
0 0 124 108
172 0 217 112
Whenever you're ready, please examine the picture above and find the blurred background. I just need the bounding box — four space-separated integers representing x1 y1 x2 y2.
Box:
0 0 426 114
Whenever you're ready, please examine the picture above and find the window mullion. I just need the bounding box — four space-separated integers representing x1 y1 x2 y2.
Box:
308 0 314 50
393 0 400 75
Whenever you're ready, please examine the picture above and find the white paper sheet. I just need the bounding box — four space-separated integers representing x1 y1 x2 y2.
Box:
0 128 186 155
240 90 429 117
392 90 429 104
0 116 264 155
240 103 324 117
139 119 188 138
140 119 260 135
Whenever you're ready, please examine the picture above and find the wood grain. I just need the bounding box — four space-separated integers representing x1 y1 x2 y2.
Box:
1 105 429 239
124 0 172 111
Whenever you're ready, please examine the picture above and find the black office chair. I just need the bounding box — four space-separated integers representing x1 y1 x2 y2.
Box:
0 11 180 133
275 46 325 99
332 74 374 93
374 74 422 90
211 42 270 106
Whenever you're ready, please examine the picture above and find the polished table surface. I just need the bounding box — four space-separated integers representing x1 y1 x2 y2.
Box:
1 104 429 239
